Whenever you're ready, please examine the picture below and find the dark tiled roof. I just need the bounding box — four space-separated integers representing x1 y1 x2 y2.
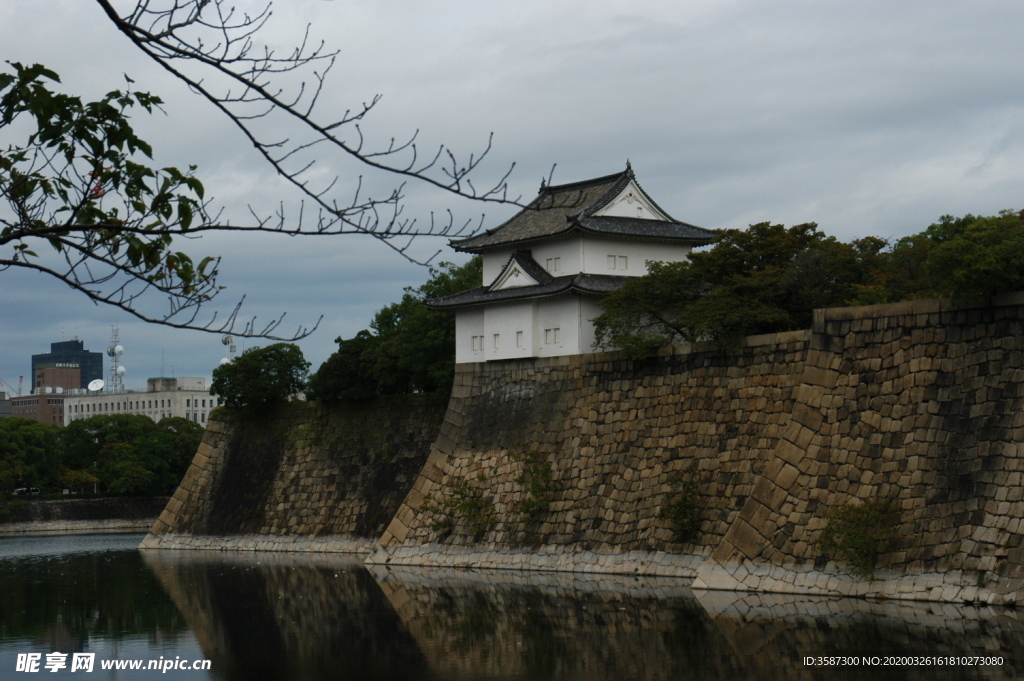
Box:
575 215 715 240
451 165 716 251
425 273 630 310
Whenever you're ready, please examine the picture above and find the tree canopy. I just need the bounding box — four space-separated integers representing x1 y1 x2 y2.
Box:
211 343 310 411
2 1 516 340
594 211 1024 357
0 414 203 496
307 257 482 402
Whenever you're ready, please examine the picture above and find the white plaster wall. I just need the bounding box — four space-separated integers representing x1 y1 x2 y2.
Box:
579 297 605 353
454 308 485 364
528 239 582 276
483 241 583 283
580 236 693 276
482 248 513 284
484 301 536 360
535 297 582 357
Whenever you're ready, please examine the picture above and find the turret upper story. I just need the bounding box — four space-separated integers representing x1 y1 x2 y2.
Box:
428 164 717 313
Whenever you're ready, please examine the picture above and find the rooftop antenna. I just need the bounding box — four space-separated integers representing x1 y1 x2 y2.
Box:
161 349 165 378
106 324 126 393
220 335 237 366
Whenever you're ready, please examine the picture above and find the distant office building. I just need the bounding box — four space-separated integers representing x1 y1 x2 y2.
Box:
11 393 67 425
34 365 81 393
9 365 81 425
64 377 221 426
0 394 11 418
32 340 102 390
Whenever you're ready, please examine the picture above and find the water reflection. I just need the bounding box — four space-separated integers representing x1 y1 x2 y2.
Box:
142 550 427 681
368 566 1024 681
0 535 206 680
1 536 1022 681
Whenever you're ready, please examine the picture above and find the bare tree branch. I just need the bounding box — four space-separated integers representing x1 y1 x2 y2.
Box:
2 1 531 341
94 0 520 264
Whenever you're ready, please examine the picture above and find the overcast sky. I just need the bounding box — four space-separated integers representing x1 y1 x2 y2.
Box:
3 0 1024 395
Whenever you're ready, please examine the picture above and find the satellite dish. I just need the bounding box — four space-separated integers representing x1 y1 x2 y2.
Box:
106 346 115 357
222 335 233 346
219 357 231 365
114 345 124 356
116 366 127 377
88 379 104 391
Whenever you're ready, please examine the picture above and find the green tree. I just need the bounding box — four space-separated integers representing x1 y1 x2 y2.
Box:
308 257 482 402
925 210 1024 302
593 223 867 356
0 418 63 491
97 442 155 495
56 414 202 495
847 211 1024 305
306 330 381 403
211 343 310 411
57 467 100 495
61 414 156 472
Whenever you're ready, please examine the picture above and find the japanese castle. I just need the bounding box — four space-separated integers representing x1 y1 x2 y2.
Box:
427 164 716 362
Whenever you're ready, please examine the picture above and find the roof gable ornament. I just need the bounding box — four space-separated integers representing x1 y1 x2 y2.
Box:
591 178 670 221
488 250 551 291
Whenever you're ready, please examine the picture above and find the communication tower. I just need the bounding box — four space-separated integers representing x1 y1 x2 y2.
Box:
106 325 127 392
220 335 237 366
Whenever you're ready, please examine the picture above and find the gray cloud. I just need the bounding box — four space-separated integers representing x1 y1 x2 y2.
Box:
3 0 1024 394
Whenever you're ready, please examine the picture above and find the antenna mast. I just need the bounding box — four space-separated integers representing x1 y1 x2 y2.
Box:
106 325 126 393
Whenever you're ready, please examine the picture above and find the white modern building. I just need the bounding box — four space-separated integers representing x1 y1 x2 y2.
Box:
63 377 220 425
427 164 717 362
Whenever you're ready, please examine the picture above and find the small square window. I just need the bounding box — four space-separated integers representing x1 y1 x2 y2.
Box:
607 255 628 271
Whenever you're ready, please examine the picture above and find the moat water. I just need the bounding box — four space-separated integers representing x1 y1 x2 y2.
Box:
1 534 1021 680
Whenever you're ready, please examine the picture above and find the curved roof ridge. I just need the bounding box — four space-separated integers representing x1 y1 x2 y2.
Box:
541 167 629 195
451 165 714 252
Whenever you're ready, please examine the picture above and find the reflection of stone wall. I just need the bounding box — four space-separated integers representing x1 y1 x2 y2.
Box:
372 567 1024 681
143 396 445 549
143 552 426 681
374 293 1024 603
144 553 1024 681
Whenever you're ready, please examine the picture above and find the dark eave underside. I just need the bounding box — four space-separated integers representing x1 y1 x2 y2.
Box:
425 273 630 310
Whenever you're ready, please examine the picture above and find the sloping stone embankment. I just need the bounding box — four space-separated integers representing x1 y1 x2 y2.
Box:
142 396 446 551
370 293 1024 604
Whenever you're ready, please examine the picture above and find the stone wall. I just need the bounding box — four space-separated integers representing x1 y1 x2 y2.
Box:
0 497 167 536
370 292 1024 603
3 496 168 522
142 396 446 550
